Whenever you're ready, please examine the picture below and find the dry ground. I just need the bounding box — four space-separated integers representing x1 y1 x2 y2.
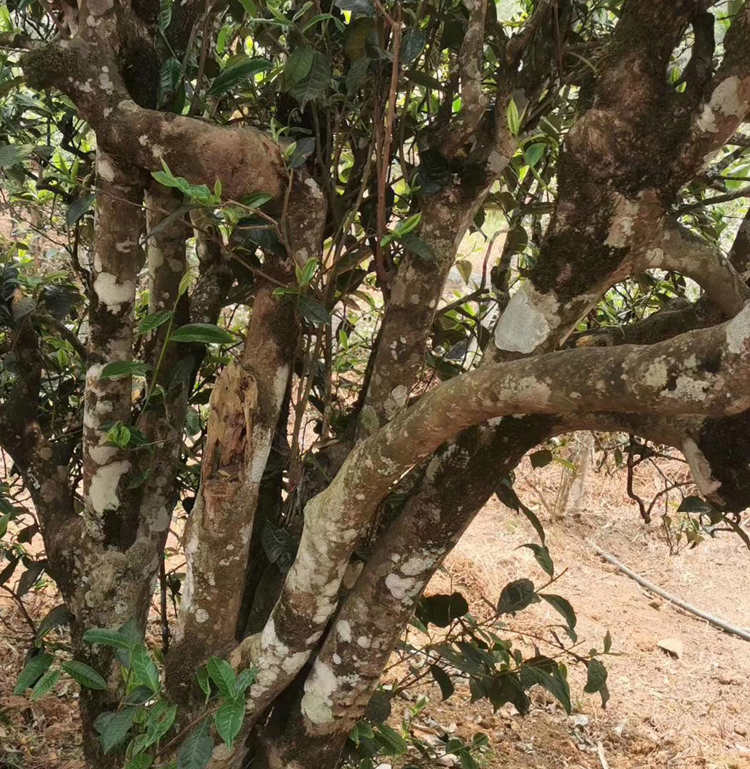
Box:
399 456 750 769
1 456 749 769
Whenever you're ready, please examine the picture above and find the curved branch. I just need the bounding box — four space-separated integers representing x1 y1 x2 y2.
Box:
641 222 750 316
228 305 750 736
673 2 750 186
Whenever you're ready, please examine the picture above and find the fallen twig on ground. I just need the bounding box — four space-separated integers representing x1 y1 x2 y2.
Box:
588 542 750 643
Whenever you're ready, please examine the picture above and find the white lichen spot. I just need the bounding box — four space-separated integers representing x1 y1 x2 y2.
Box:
195 608 209 624
487 150 509 175
605 196 640 247
98 157 116 182
300 660 338 725
116 239 137 253
337 620 352 643
88 444 119 465
643 358 669 389
726 304 750 355
89 460 130 514
709 76 745 117
494 284 560 354
357 636 371 648
99 70 114 94
696 104 718 134
665 375 710 402
385 573 417 600
390 384 408 408
400 555 434 576
515 376 552 408
93 273 135 312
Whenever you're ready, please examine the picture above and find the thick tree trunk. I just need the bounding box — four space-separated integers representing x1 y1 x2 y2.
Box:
253 416 558 768
166 283 298 703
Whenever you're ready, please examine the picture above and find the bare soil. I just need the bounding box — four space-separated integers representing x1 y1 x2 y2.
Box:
403 456 750 769
1 457 749 769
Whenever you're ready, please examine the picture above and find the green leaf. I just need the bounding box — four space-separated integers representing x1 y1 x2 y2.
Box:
677 495 713 513
296 257 318 287
207 657 236 699
83 628 132 650
374 723 407 756
95 707 138 753
406 69 444 90
178 270 193 297
455 259 473 285
0 513 9 538
393 212 422 237
485 672 529 714
584 658 608 694
62 660 108 691
0 143 31 169
235 667 257 693
36 605 74 640
430 665 454 700
16 560 45 598
506 98 521 136
284 47 314 89
138 310 173 336
169 323 234 345
298 296 330 326
131 645 160 692
416 592 469 628
346 57 369 92
495 477 546 544
497 579 537 615
106 422 131 449
365 689 392 723
603 629 612 654
530 449 553 468
519 657 571 714
401 28 426 64
152 161 217 206
66 194 96 228
287 137 316 168
123 686 155 706
540 593 577 633
30 669 61 701
399 233 435 261
144 702 177 746
14 653 54 694
215 695 245 749
177 720 214 769
241 193 273 209
349 720 374 744
523 142 545 168
126 755 154 769
159 0 173 30
159 57 182 107
196 666 212 699
520 544 554 578
100 361 149 380
207 57 272 96
289 51 331 106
